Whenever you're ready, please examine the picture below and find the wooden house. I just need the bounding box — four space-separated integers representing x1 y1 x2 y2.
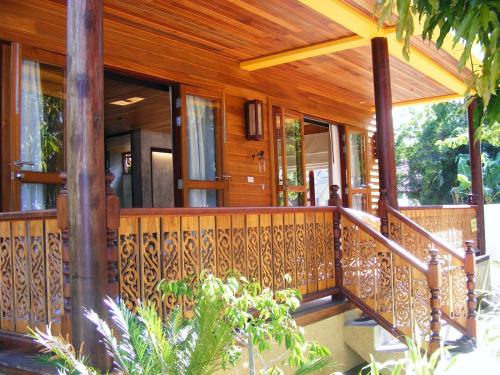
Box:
0 0 486 370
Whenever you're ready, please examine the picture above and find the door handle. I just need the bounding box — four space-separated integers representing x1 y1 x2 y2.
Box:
13 160 35 167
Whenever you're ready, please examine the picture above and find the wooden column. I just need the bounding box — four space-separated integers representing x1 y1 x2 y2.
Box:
464 240 477 339
329 185 343 294
371 38 398 208
427 248 442 354
105 171 120 300
66 0 107 368
467 102 486 254
378 189 389 237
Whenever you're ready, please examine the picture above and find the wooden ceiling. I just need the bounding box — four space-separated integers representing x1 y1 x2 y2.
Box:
0 0 469 127
97 0 464 106
104 76 171 136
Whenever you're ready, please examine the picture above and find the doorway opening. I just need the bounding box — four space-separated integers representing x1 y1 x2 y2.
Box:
104 72 174 208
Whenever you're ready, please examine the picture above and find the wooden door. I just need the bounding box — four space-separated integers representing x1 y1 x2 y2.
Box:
273 106 306 206
179 85 228 207
345 128 371 212
4 44 65 211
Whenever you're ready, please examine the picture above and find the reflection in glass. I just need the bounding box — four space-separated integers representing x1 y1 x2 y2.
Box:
284 116 303 186
352 193 367 211
349 133 366 188
188 189 217 207
186 95 217 181
21 183 58 211
274 108 283 186
287 191 305 207
20 60 64 173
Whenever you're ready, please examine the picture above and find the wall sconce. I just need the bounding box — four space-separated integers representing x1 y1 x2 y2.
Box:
245 99 264 140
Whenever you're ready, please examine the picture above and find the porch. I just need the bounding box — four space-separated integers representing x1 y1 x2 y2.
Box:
0 0 487 371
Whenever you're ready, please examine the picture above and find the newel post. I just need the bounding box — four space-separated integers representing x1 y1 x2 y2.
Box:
329 185 343 290
464 240 477 339
105 171 120 301
56 172 71 340
427 248 442 354
378 189 389 238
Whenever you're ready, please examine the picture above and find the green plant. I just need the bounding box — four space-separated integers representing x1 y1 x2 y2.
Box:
361 337 453 375
375 0 499 137
32 274 334 375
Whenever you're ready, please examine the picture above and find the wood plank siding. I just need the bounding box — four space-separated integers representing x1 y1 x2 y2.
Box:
0 0 467 209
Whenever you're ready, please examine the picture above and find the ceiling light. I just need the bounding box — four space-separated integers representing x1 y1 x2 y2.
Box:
110 97 145 106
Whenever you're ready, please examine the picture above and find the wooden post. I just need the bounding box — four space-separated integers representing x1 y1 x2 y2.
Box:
105 171 120 300
56 173 71 340
66 0 107 367
371 38 398 208
329 185 343 292
308 170 316 206
464 240 477 339
427 248 442 354
467 102 486 255
378 189 389 237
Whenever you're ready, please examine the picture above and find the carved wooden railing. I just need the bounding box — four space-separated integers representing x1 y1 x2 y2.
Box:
399 205 477 250
0 210 63 336
337 206 441 350
117 207 337 315
385 206 476 339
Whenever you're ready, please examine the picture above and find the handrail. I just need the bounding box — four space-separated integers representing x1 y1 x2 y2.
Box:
0 209 57 220
399 205 477 210
120 206 334 216
387 206 465 262
339 207 428 274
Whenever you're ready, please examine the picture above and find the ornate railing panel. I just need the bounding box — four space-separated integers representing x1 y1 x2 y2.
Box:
399 206 476 250
118 208 336 315
339 208 431 343
387 207 469 334
0 212 63 335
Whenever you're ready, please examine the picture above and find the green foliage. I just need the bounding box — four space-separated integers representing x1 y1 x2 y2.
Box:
31 274 334 375
375 0 500 136
40 94 63 172
396 101 499 204
361 337 453 375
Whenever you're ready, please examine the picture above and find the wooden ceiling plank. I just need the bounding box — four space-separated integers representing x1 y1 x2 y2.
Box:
391 94 462 108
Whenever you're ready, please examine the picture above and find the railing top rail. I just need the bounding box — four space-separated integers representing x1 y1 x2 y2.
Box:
339 207 428 274
387 206 465 262
120 206 335 217
0 209 57 220
399 205 477 210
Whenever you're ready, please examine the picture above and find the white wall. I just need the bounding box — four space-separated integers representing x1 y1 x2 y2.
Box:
485 204 500 260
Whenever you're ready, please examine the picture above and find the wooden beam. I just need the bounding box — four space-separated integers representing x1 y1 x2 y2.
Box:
391 94 462 108
298 0 386 39
66 0 108 369
372 38 398 208
298 0 468 95
241 35 369 71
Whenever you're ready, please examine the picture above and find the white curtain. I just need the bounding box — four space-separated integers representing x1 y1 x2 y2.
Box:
186 95 216 207
20 60 45 210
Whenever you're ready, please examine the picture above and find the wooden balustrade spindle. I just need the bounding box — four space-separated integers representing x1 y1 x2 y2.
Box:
56 172 71 340
427 248 442 354
464 240 477 339
378 189 389 238
329 185 343 293
105 171 120 301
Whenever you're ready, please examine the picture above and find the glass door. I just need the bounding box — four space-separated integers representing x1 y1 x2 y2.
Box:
9 45 65 211
345 128 371 212
274 107 306 206
180 85 228 207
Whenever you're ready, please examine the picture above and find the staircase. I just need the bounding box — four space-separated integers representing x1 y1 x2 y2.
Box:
331 195 477 355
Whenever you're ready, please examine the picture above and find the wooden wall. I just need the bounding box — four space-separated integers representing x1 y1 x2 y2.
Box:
0 0 377 208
